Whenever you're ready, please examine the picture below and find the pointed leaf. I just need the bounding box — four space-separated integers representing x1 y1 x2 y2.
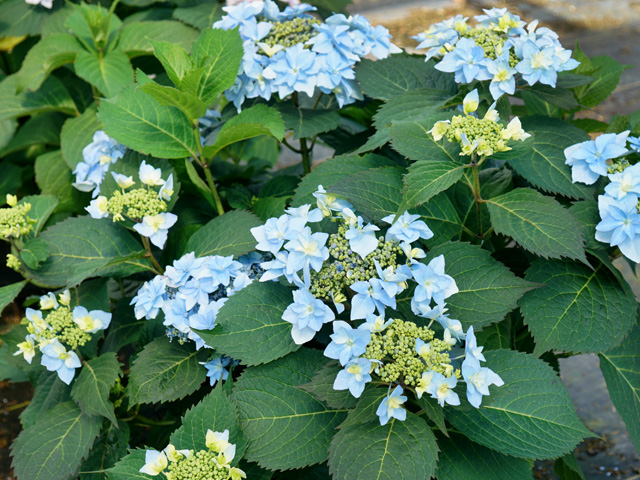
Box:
400 160 464 211
185 210 262 258
71 353 122 424
117 21 199 58
75 50 134 98
0 280 27 313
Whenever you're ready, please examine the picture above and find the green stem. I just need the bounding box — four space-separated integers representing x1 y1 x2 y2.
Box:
300 137 311 175
203 164 225 216
141 235 163 274
471 155 483 238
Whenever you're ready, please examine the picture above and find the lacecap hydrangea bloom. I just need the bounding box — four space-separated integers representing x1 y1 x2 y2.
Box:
139 428 246 479
13 290 111 384
131 251 265 385
213 0 401 110
252 185 504 423
86 161 176 249
73 131 127 197
414 8 579 99
566 132 640 262
429 89 530 157
0 194 35 241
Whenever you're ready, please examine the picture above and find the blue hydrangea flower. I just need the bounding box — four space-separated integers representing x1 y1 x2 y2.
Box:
73 131 127 196
628 136 640 152
252 214 304 254
284 227 329 286
350 279 395 320
324 320 372 365
435 37 491 84
374 261 411 298
313 185 353 216
486 50 517 99
344 215 379 259
605 163 640 201
282 288 335 344
201 356 231 386
410 254 459 306
412 16 463 60
333 357 372 398
131 276 167 319
363 313 393 333
376 385 407 425
285 204 323 224
595 194 640 262
382 211 434 243
515 42 560 87
270 44 320 98
188 300 225 349
165 252 204 287
85 196 109 219
72 306 112 334
198 255 243 290
178 279 211 311
565 132 630 185
133 213 178 249
462 357 504 407
40 339 81 384
464 326 486 363
426 371 460 407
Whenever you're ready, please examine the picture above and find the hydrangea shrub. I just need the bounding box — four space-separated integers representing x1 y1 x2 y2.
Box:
0 1 639 479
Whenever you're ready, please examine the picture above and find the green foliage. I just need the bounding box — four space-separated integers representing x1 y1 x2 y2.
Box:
35 150 86 212
299 361 359 409
400 160 464 211
0 280 27 313
71 353 122 424
75 50 134 98
186 210 262 257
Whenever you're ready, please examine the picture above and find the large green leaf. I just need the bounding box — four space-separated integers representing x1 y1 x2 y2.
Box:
0 280 27 313
170 385 245 459
35 150 87 212
355 57 456 100
569 200 602 251
186 210 262 258
574 48 626 109
80 420 130 480
493 117 594 200
117 21 199 57
232 349 348 470
149 39 194 86
172 2 222 31
140 81 206 123
0 0 60 36
328 412 438 480
400 160 464 211
435 432 533 480
197 282 298 366
60 104 102 170
389 114 461 162
415 242 536 329
107 449 155 480
202 104 285 158
1 111 65 155
11 401 102 480
99 84 199 159
599 325 640 452
20 371 71 428
299 361 359 410
71 353 122 424
75 50 134 98
447 350 590 460
485 188 586 262
127 337 207 405
0 75 78 122
26 216 149 288
520 258 637 354
21 194 58 235
275 104 340 140
15 33 82 92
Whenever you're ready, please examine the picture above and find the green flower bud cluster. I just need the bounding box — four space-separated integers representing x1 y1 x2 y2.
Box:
461 27 519 66
261 17 320 49
37 306 91 349
446 114 509 156
309 221 403 301
608 158 630 174
166 450 229 480
6 253 21 271
107 188 167 222
363 318 453 386
0 202 35 238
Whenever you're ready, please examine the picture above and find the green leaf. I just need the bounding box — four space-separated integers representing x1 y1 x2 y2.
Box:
202 104 285 158
98 84 199 159
186 210 262 257
338 387 388 429
11 401 102 480
492 117 594 199
0 280 27 313
180 27 243 106
569 200 602 251
0 75 78 122
183 158 215 207
71 353 121 424
520 257 637 354
149 39 194 86
417 396 447 435
127 337 207 405
107 449 155 480
355 57 456 100
15 33 82 92
20 371 71 428
574 49 626 108
0 118 17 150
1 111 65 155
412 242 535 329
80 420 130 480
274 104 340 140
0 0 60 37
435 432 533 480
21 194 58 235
140 81 206 122
197 282 299 366
554 452 585 480
172 2 222 31
521 84 578 111
252 196 288 221
35 149 87 212
599 324 640 452
75 50 134 98
475 317 512 350
400 160 464 211
102 298 145 353
299 361 359 409
60 104 102 170
291 153 395 206
117 21 199 58
21 237 50 269
447 349 590 460
170 385 246 458
63 3 120 53
485 188 586 262
328 412 438 480
389 115 461 162
26 216 149 288
232 349 348 470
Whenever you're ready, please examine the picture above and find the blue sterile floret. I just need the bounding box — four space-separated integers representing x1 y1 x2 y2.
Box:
414 8 579 99
213 0 401 110
73 131 127 197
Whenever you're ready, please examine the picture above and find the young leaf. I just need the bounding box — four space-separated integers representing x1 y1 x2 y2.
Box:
20 194 58 235
148 39 194 86
75 50 134 98
436 432 533 480
520 258 637 355
328 412 438 480
185 210 262 258
232 349 348 470
400 160 464 211
127 337 207 405
447 349 590 460
140 81 206 123
11 401 102 480
20 237 50 269
485 188 586 262
574 48 626 109
197 282 299 366
71 353 122 424
599 325 640 452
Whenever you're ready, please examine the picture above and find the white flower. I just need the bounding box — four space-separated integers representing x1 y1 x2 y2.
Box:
39 292 58 310
139 449 168 476
139 160 164 186
463 89 479 114
205 429 236 463
111 172 135 189
133 213 178 249
502 117 531 141
159 174 174 201
86 196 109 219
